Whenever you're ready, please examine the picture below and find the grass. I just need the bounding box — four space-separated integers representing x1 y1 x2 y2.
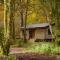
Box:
24 42 60 55
11 39 60 55
0 41 60 56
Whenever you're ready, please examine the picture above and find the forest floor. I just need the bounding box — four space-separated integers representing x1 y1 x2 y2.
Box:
9 42 60 60
10 42 60 54
10 47 60 60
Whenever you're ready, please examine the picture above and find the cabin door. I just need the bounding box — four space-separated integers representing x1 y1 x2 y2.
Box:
29 29 35 39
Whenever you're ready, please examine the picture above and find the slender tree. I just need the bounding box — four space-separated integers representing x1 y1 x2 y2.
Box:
3 0 10 56
2 0 15 56
16 0 29 43
9 0 15 41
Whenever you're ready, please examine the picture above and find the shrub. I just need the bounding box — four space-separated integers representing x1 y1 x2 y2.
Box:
0 28 11 56
56 38 60 46
7 55 16 60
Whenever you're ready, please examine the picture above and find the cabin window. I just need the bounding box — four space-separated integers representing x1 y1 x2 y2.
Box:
48 29 51 35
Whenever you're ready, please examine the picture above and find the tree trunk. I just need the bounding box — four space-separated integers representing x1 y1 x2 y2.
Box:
9 0 15 41
20 0 28 43
4 0 10 56
4 0 15 56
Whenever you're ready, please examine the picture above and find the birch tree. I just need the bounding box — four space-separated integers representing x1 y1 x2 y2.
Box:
1 0 15 56
3 0 10 56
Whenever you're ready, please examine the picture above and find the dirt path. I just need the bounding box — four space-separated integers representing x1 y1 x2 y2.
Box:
17 54 57 60
10 48 27 54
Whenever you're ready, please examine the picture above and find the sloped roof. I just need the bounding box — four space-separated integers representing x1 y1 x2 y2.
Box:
21 23 49 29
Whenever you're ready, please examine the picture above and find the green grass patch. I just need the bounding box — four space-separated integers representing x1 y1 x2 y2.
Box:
11 39 60 55
25 42 60 55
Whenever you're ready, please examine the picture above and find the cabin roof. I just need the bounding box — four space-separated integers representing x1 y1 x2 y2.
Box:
21 23 49 29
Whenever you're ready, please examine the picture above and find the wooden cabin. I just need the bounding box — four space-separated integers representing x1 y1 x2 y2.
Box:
21 23 54 42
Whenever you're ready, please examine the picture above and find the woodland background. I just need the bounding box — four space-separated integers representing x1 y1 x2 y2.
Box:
0 0 60 58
